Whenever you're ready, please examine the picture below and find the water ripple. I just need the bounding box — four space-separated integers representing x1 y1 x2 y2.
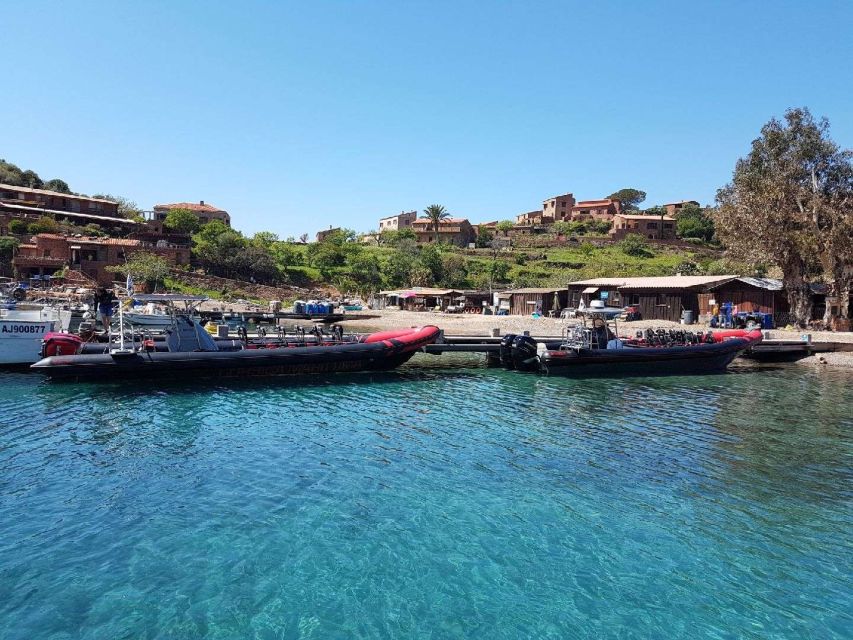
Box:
0 357 850 638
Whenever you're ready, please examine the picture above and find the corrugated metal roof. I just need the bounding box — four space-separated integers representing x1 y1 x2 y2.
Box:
568 276 739 290
709 277 783 291
0 202 137 224
0 183 117 204
506 287 566 294
379 287 462 296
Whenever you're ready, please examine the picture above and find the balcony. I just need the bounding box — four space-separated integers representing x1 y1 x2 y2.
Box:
12 256 68 268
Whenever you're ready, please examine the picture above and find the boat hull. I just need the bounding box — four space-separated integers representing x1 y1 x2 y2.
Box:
0 320 57 365
32 326 440 380
539 333 761 377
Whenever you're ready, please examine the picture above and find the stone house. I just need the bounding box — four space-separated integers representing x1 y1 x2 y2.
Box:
378 211 417 232
570 198 621 222
609 214 676 240
13 233 191 285
152 200 231 226
411 218 476 246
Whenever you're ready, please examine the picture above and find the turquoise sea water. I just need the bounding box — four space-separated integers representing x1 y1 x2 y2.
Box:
0 357 850 639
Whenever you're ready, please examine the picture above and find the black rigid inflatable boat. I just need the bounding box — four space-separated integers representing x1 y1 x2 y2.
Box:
32 318 440 381
500 303 763 377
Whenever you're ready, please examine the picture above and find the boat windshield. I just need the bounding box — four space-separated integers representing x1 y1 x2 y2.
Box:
130 294 209 314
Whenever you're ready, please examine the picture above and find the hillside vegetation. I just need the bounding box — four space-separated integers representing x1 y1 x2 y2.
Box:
197 226 739 296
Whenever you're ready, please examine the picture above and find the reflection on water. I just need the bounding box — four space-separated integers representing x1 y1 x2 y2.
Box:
0 357 850 639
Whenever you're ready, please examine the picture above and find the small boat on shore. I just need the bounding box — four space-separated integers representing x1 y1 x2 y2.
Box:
500 302 762 376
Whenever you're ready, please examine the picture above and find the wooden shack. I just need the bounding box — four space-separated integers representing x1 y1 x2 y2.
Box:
567 276 739 322
376 287 463 311
505 287 568 316
699 277 789 321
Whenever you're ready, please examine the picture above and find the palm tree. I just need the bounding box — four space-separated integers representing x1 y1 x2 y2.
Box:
424 204 450 233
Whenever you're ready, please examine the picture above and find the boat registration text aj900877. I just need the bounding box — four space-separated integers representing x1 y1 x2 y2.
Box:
1 324 48 334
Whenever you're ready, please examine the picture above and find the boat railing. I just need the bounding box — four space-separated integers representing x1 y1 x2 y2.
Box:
560 324 594 351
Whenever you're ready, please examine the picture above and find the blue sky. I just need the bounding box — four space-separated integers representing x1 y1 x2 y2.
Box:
3 1 851 237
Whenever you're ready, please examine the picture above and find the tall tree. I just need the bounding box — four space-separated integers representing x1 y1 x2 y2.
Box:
495 220 514 236
607 188 646 211
715 107 852 326
675 204 716 242
164 208 202 234
423 204 449 233
20 170 43 189
93 194 144 221
42 178 71 194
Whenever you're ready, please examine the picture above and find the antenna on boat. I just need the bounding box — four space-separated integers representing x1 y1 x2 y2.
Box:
110 286 134 355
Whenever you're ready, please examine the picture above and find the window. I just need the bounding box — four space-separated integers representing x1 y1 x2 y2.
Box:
647 222 658 229
43 249 51 258
663 223 673 229
657 293 668 306
630 293 640 305
560 201 566 207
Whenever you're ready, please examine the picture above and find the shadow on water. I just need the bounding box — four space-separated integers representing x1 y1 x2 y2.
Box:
11 354 488 398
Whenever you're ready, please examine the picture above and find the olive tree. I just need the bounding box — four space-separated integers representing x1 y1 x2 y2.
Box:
715 108 852 326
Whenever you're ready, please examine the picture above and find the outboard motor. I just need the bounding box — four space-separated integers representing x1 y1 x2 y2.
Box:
511 335 540 372
499 334 517 369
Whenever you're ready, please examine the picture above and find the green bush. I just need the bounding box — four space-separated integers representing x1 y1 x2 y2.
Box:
619 234 654 258
8 219 28 234
27 215 58 234
0 236 19 261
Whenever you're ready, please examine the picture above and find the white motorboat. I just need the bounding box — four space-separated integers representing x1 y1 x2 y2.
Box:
0 305 72 365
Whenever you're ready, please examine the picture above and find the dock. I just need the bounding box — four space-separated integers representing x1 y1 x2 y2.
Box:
420 334 853 362
198 311 379 324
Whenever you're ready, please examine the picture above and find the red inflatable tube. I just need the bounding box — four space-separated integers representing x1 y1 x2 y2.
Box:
711 329 763 343
361 326 441 351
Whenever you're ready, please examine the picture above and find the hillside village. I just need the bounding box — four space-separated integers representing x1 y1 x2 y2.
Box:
0 124 850 332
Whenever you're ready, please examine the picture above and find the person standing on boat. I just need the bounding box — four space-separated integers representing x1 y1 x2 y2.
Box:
93 287 116 331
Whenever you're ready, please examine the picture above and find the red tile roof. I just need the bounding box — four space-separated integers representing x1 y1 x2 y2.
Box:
573 199 616 208
412 217 470 225
32 233 143 246
153 202 226 213
615 214 676 221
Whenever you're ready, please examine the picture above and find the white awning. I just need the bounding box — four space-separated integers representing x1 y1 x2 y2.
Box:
582 286 599 294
